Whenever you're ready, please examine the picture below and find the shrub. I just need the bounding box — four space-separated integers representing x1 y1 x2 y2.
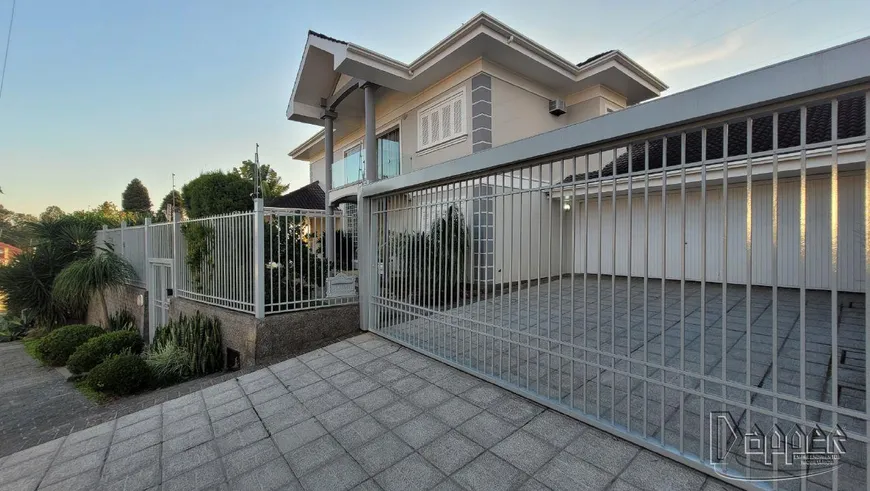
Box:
87 354 150 395
36 324 103 366
107 310 136 332
145 342 192 386
0 312 34 342
152 312 223 376
67 330 144 374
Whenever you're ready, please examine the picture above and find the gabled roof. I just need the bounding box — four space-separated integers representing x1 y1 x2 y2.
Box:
563 94 867 181
265 181 326 210
287 12 667 135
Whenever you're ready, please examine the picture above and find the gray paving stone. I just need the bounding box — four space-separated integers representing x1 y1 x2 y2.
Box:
279 369 322 391
161 458 225 491
100 462 160 491
618 450 706 491
221 437 280 479
433 372 481 395
491 430 559 475
272 418 327 454
292 380 333 403
208 396 251 422
332 415 388 450
227 456 300 491
113 416 161 444
372 401 423 428
56 432 112 463
452 452 528 491
203 386 245 409
351 479 384 491
2 438 63 468
163 400 206 425
216 421 268 456
285 434 346 477
419 431 484 475
461 385 508 408
344 352 378 368
253 393 298 419
261 402 313 434
430 397 482 427
237 368 272 386
523 410 588 448
393 414 450 449
116 406 161 430
213 408 259 437
0 475 40 491
164 392 202 411
347 383 390 407
374 453 445 491
388 375 427 395
42 448 105 485
315 401 366 432
407 384 452 409
163 413 209 440
39 467 100 491
299 454 368 491
304 389 350 415
65 421 114 446
328 369 365 388
164 425 213 458
371 366 408 385
430 479 464 491
609 480 644 491
247 383 288 406
565 428 639 474
417 365 454 384
315 361 353 379
162 442 218 481
101 444 160 483
487 395 544 426
270 357 303 372
106 429 160 462
534 451 614 491
200 380 238 399
516 478 550 491
457 412 518 448
350 432 413 476
240 373 280 395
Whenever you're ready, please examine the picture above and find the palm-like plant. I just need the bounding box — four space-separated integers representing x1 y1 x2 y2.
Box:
52 246 137 329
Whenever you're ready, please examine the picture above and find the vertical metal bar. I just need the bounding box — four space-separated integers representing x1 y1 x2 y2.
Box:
829 98 839 491
537 166 544 395
745 117 754 479
548 162 554 399
661 137 667 444
571 156 578 408
627 144 634 431
558 163 565 404
721 123 729 449
509 170 516 386
679 132 686 454
643 141 650 438
527 169 533 390
771 112 780 484
253 199 265 319
611 148 617 426
597 150 603 420
583 154 590 413
700 128 707 463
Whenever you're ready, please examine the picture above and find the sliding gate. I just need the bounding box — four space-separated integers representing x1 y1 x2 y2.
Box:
358 45 869 491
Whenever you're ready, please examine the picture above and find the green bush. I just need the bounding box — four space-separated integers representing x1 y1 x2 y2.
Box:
152 312 223 376
87 354 150 395
145 342 193 386
107 310 136 332
67 330 144 374
36 324 103 366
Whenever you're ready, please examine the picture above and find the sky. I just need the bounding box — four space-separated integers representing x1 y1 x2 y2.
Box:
0 0 868 216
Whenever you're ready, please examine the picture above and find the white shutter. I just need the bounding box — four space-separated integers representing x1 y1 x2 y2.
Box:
417 88 466 151
421 114 430 147
453 99 463 135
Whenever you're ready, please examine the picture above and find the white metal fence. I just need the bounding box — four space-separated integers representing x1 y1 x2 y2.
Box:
357 41 869 490
96 205 359 317
264 208 359 314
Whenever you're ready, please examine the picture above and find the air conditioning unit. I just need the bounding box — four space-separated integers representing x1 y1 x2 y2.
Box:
549 98 566 116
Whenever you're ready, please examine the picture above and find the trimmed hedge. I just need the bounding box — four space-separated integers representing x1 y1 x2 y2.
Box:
67 330 144 374
87 354 150 395
36 324 104 366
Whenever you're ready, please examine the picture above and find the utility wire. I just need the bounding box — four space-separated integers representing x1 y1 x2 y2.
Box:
623 0 728 54
0 0 15 102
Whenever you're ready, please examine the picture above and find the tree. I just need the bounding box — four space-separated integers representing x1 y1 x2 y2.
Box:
233 160 289 199
156 190 185 221
0 205 37 248
53 246 137 329
182 171 252 219
40 205 65 222
121 178 152 214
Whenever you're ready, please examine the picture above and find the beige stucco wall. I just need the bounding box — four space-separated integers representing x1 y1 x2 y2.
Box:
490 77 562 148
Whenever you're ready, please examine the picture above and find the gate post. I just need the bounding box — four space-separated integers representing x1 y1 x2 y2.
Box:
143 218 152 341
253 198 266 319
356 191 375 331
172 212 181 292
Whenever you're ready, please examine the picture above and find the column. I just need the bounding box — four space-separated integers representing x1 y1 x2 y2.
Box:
363 82 379 183
323 111 337 266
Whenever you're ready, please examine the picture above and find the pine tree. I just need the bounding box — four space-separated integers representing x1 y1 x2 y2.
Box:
121 178 152 213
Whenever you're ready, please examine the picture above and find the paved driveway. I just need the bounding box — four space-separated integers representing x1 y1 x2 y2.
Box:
0 333 733 491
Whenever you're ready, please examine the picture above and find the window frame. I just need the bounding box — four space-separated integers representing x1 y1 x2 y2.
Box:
417 88 467 152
